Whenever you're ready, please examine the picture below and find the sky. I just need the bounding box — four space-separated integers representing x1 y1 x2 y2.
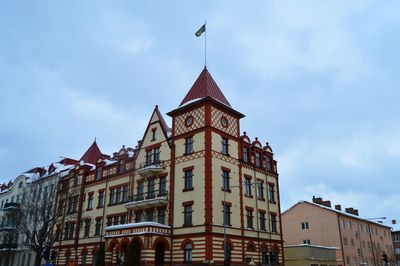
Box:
0 1 399 230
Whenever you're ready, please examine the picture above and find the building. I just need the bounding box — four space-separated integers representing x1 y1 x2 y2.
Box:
0 159 75 266
52 67 284 265
392 230 400 266
284 244 337 266
282 197 395 266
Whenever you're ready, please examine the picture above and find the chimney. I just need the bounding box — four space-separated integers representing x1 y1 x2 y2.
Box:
335 205 342 211
312 196 323 204
322 200 332 208
345 207 359 216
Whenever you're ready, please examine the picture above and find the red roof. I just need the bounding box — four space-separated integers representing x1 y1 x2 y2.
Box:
180 67 231 107
80 140 105 165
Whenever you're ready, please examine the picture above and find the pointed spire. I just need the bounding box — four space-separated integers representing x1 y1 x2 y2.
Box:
80 140 105 165
179 68 231 107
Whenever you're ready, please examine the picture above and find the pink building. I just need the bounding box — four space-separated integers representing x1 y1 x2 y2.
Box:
282 197 395 266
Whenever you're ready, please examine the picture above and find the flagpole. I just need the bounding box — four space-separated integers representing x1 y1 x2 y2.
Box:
204 20 207 67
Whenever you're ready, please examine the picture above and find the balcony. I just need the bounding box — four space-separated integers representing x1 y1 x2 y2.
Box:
3 202 20 211
124 190 168 210
137 161 165 177
105 221 171 238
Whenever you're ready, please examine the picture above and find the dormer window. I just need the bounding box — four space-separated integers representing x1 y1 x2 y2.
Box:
243 147 249 163
255 152 261 167
119 160 125 174
265 156 272 172
96 168 102 181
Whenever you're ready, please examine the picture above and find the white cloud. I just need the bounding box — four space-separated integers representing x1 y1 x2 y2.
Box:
113 38 153 55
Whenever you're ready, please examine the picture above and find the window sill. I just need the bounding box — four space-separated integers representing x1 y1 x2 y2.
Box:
269 200 277 204
97 206 104 209
245 194 253 198
183 152 194 156
183 224 193 227
258 198 265 201
221 188 231 193
183 188 194 192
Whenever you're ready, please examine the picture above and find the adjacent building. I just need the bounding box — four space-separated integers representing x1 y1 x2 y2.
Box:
0 159 75 266
393 230 400 266
282 197 395 266
52 67 284 265
284 244 337 266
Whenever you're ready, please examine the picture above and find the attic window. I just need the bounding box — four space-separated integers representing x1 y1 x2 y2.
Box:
151 128 157 141
18 182 23 188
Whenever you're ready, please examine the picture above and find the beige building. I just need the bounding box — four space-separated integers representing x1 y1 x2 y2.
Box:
282 197 395 266
284 244 337 266
53 67 284 265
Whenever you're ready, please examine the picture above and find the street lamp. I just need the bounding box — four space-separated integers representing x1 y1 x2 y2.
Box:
223 181 261 266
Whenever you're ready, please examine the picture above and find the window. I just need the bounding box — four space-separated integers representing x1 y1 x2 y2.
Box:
146 150 153 165
185 136 194 155
222 170 230 191
109 188 115 205
395 248 400 254
184 204 193 226
159 176 167 196
64 223 75 240
87 194 93 210
151 128 156 141
67 197 78 214
221 137 229 155
98 191 105 208
257 181 264 200
246 209 254 229
146 209 154 222
55 226 61 241
350 238 354 246
148 179 156 199
343 237 348 246
94 219 101 236
259 211 266 231
119 160 125 174
270 213 277 233
96 168 102 181
115 187 122 203
301 222 309 230
223 203 231 226
158 208 166 224
73 174 78 186
265 156 272 172
84 220 90 237
153 147 160 164
268 184 275 203
255 152 261 167
184 169 193 191
341 220 345 229
135 211 143 223
244 178 252 197
303 239 311 244
184 243 192 263
137 181 144 200
243 147 249 162
122 185 129 203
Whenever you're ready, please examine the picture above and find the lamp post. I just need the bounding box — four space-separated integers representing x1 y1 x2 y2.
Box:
223 181 261 266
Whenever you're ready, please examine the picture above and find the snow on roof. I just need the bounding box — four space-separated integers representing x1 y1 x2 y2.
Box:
298 200 393 228
105 221 171 231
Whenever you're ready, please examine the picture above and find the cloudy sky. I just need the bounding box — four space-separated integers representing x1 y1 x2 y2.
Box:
1 1 399 229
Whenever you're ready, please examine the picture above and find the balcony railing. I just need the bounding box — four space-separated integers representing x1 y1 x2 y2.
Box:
125 190 168 210
105 221 171 238
0 243 18 250
137 161 165 177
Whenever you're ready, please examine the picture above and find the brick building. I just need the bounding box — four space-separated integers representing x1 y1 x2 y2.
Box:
52 67 284 265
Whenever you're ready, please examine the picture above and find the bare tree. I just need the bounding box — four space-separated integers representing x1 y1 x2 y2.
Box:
6 175 79 266
0 202 22 266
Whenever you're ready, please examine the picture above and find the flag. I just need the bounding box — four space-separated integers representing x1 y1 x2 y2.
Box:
195 24 206 37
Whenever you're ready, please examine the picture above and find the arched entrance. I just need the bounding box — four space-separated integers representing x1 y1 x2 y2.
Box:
155 242 165 266
127 238 142 266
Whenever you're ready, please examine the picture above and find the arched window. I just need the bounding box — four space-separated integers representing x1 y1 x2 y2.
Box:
184 243 192 263
19 182 23 188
